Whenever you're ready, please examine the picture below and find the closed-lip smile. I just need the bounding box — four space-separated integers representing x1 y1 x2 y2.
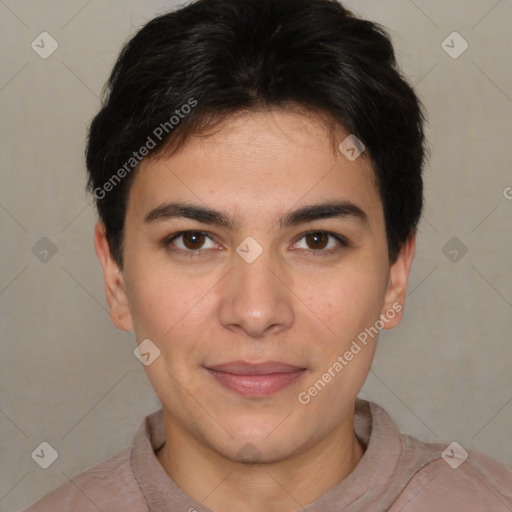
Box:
205 360 306 397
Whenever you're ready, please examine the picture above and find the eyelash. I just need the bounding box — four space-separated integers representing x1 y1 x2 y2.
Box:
162 230 349 258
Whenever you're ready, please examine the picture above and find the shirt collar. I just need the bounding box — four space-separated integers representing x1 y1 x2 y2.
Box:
130 398 403 511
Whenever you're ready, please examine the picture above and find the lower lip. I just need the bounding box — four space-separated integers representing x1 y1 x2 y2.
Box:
206 369 306 397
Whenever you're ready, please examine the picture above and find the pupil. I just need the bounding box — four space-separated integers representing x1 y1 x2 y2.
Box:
184 232 204 250
307 232 328 250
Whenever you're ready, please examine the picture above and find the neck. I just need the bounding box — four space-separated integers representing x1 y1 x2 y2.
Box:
156 410 365 512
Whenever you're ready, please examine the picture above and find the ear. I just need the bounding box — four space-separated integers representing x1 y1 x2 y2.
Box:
94 222 133 331
380 235 416 330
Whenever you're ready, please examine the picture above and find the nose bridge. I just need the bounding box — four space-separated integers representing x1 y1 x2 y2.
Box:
218 242 294 336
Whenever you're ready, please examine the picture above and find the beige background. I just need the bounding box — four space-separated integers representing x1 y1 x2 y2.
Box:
0 0 511 510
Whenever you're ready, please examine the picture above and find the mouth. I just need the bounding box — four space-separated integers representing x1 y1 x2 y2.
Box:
204 361 307 398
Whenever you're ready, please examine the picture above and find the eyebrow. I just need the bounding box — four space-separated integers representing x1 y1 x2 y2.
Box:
144 200 369 230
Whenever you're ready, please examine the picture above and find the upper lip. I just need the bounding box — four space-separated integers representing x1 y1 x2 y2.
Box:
206 361 305 375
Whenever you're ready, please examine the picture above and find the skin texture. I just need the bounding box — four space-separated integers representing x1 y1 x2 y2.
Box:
95 110 415 512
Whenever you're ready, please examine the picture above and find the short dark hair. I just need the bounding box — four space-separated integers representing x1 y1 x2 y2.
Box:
86 0 426 266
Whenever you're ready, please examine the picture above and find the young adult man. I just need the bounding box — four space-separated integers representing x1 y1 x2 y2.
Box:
24 0 512 510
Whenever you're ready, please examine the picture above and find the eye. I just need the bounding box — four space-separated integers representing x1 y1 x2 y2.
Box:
292 231 347 254
164 231 219 254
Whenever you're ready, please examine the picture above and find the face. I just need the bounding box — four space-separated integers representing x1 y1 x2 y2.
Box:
95 110 414 463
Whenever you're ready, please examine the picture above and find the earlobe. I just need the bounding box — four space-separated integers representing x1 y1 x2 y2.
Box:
94 222 133 331
381 235 416 330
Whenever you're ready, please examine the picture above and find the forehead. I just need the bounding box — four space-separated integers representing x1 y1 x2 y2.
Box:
127 110 382 226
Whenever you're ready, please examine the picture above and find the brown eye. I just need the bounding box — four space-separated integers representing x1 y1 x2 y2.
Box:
165 231 219 255
305 232 329 250
182 232 206 250
292 231 347 256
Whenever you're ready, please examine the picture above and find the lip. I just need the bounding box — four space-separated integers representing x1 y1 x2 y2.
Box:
205 361 306 397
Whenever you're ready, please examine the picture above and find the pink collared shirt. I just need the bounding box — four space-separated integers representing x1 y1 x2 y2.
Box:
23 399 512 511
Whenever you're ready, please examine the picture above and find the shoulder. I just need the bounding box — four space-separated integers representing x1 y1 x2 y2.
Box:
392 434 512 511
22 448 148 512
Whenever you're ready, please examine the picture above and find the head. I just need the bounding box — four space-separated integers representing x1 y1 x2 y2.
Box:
89 0 425 463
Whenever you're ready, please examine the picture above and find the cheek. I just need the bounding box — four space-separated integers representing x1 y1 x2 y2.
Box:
125 273 181 349
126 274 170 336
300 259 388 334
295 267 385 412
124 245 211 337
125 267 209 392
124 259 220 391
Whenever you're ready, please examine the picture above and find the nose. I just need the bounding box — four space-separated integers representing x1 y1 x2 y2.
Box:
217 248 294 338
